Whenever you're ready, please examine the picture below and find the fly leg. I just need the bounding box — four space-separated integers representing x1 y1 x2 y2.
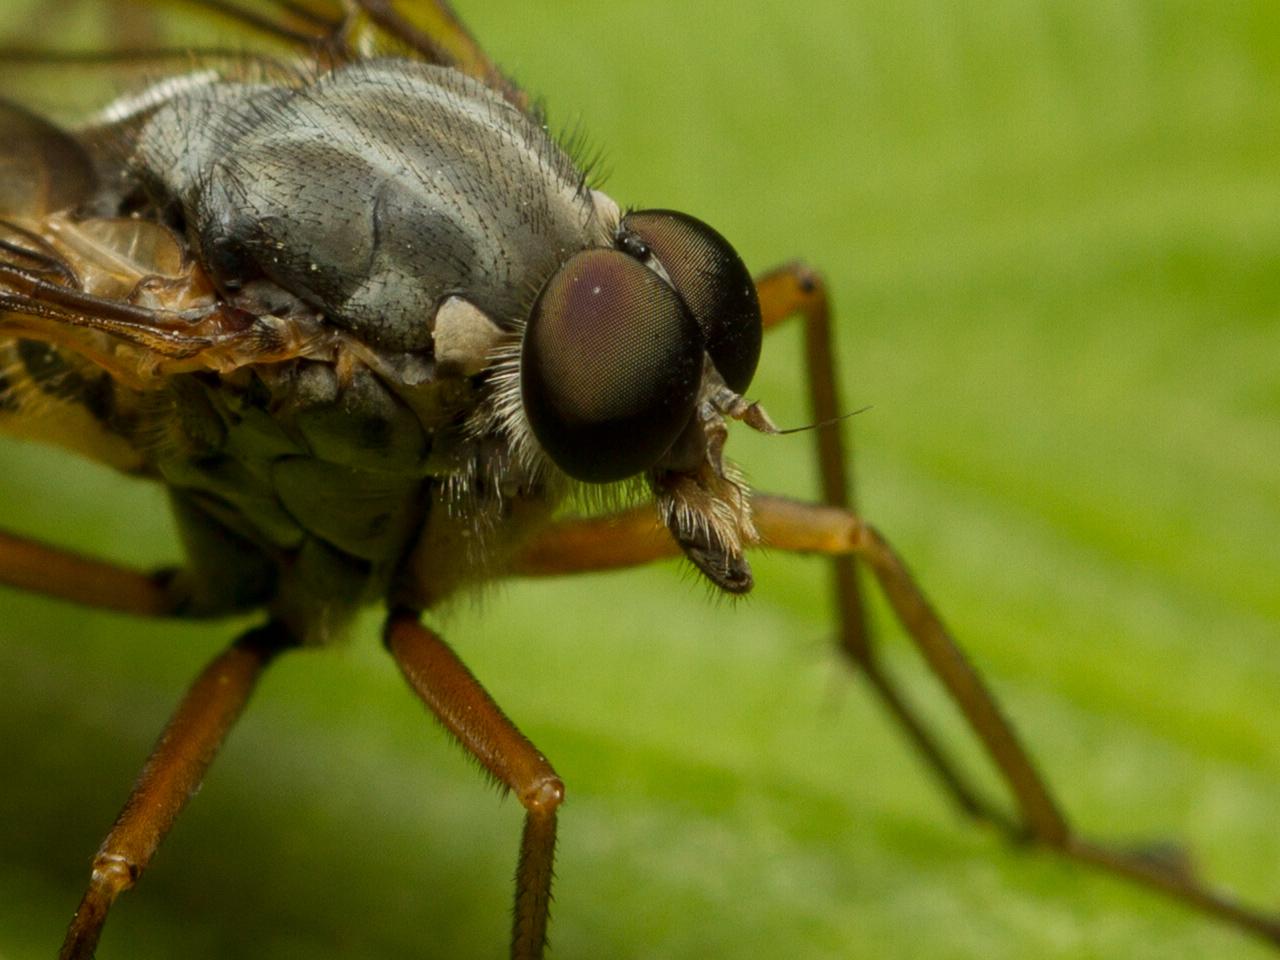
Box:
58 622 292 960
0 527 181 617
1 495 274 618
754 262 1016 832
754 493 1280 947
755 263 868 650
384 611 564 960
505 501 1280 946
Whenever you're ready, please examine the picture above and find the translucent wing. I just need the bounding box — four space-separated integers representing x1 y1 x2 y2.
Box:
0 78 331 466
0 0 527 366
156 0 527 108
0 103 321 466
0 0 527 118
0 0 526 467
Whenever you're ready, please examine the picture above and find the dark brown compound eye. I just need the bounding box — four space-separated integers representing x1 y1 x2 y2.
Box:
521 248 704 482
619 209 762 393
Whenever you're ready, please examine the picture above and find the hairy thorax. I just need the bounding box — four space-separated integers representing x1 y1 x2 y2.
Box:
0 59 622 642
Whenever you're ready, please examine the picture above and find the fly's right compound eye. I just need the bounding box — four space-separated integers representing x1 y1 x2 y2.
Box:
619 209 762 393
521 249 704 483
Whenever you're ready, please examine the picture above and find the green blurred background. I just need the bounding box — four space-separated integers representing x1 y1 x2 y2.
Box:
1 1 1278 958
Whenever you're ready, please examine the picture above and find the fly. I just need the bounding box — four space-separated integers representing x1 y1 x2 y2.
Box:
0 2 1276 958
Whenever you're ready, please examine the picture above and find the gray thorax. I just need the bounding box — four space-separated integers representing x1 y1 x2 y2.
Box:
130 59 608 352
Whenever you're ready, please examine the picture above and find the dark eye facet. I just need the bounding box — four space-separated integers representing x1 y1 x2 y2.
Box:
619 210 762 393
522 249 703 482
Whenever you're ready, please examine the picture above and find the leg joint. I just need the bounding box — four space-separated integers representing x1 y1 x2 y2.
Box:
89 853 138 895
234 620 298 659
521 773 565 817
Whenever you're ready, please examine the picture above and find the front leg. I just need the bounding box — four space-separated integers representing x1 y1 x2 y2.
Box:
505 499 1280 947
753 494 1280 945
755 262 1016 829
384 611 564 960
59 622 292 959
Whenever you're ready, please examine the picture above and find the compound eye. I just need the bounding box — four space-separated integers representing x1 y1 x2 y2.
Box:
620 209 762 392
522 249 703 482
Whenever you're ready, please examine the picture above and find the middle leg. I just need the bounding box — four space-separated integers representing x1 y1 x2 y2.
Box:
384 611 564 960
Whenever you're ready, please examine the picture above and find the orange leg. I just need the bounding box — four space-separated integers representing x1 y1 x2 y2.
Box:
59 622 292 960
385 611 564 960
505 497 1280 947
754 263 1015 828
756 263 867 650
0 527 180 616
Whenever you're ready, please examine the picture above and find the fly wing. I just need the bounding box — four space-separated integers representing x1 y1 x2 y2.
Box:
0 97 143 470
189 0 529 109
0 0 528 119
0 0 514 469
0 99 328 468
0 102 95 217
0 100 174 468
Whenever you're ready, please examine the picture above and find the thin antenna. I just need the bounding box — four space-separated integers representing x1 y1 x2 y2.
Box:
774 405 872 436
